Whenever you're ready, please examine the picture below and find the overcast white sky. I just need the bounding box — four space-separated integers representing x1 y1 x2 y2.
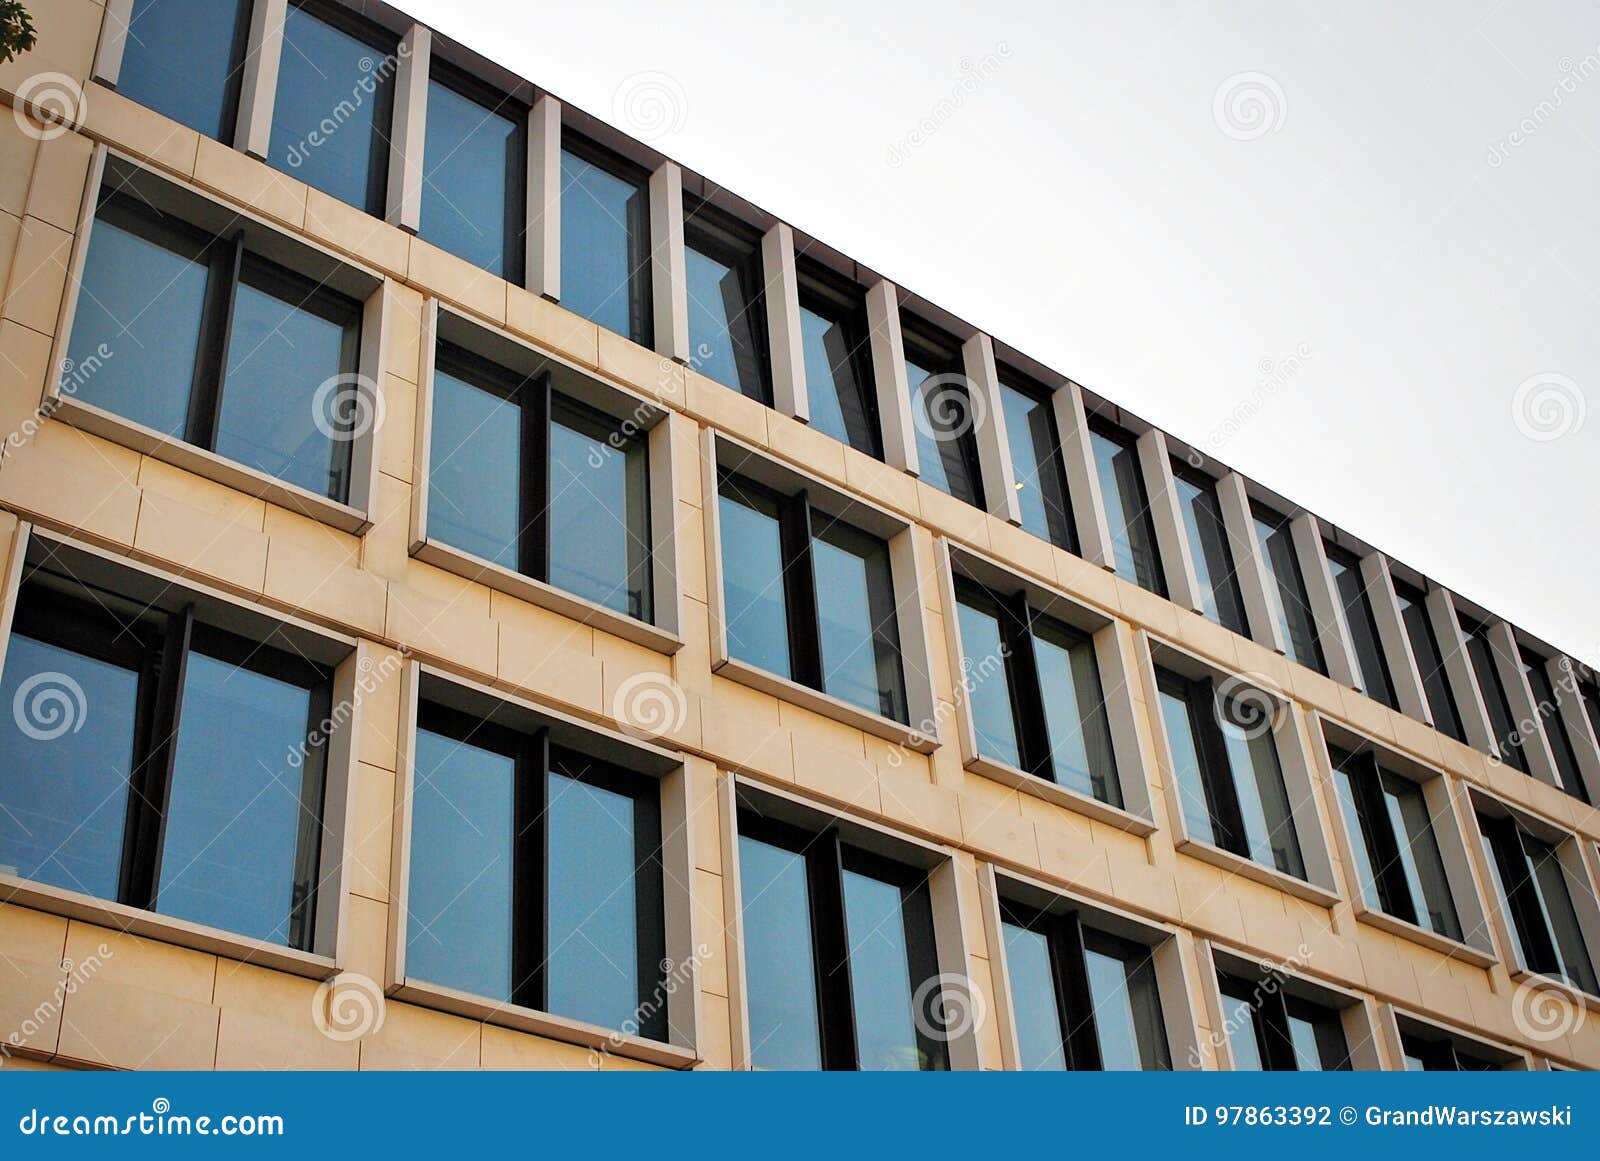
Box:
403 0 1600 660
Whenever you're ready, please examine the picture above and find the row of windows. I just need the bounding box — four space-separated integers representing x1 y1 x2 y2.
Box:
95 0 1600 813
0 539 1594 1068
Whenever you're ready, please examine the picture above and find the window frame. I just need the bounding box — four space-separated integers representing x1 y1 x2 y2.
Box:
900 316 986 510
0 525 362 979
793 259 882 459
387 662 700 1067
996 372 1077 553
1250 504 1327 675
702 431 939 750
409 302 683 653
558 132 655 348
936 539 1154 831
682 200 772 405
1170 459 1249 636
48 148 388 535
1087 418 1166 597
1200 942 1381 1071
1386 1008 1529 1071
1324 542 1398 709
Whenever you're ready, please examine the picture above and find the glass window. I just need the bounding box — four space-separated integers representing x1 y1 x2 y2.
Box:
425 345 656 622
1218 972 1348 1070
1000 381 1074 550
952 580 1120 806
1521 651 1589 803
717 472 908 724
1172 464 1248 634
1479 814 1598 995
1090 425 1164 595
114 0 251 142
1156 668 1304 879
1395 582 1465 742
797 273 879 456
1330 748 1461 940
560 146 651 345
420 73 524 280
736 814 949 1071
0 578 333 951
1326 546 1397 708
1001 920 1067 1071
1082 929 1169 1071
1402 1033 1500 1071
68 193 364 502
1252 509 1325 673
407 701 668 1035
904 328 984 508
684 212 768 402
270 2 395 215
1461 619 1527 772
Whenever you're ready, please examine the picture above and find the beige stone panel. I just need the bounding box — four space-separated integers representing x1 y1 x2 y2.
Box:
80 85 200 178
2 215 72 337
790 730 880 815
358 1000 480 1070
192 137 306 231
959 780 1040 868
505 284 600 370
497 606 604 716
1293 906 1365 984
842 447 920 521
698 991 733 1070
694 869 731 998
0 210 20 313
597 328 684 405
876 759 963 839
672 596 714 696
384 283 426 386
343 894 389 983
0 0 101 105
686 758 723 876
262 502 361 558
702 676 793 781
685 370 768 447
22 132 94 234
1171 609 1242 673
133 485 268 594
766 411 846 484
358 468 412 579
479 1024 660 1070
673 497 707 604
385 581 498 676
1052 549 1121 616
303 188 408 278
1233 879 1306 962
1336 685 1400 747
965 953 1006 1069
1034 817 1114 897
357 644 407 773
1231 635 1293 691
1104 853 1181 921
0 316 52 435
0 423 142 546
987 519 1056 587
1173 864 1248 944
136 456 259 522
669 411 702 509
1286 663 1348 719
950 852 990 959
1116 579 1183 639
0 119 39 217
0 1056 71 1071
374 371 417 484
0 905 68 1057
916 482 991 552
212 960 359 1069
407 237 506 326
262 535 386 637
1354 931 1423 1007
347 760 398 904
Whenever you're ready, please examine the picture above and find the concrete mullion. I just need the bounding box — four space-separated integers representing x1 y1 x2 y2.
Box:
1055 382 1114 570
1289 513 1360 688
866 279 916 473
762 222 807 422
385 25 430 233
1216 472 1284 653
1136 429 1201 612
649 161 688 363
526 95 561 299
1360 552 1432 723
961 333 1020 525
234 0 288 160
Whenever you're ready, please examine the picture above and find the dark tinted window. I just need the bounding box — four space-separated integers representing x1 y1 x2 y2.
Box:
420 74 524 280
797 272 879 456
1521 652 1588 803
1479 815 1598 995
1032 616 1118 804
1219 972 1348 1070
904 329 983 508
811 519 905 721
1461 619 1526 772
685 212 768 401
1172 465 1247 634
427 358 523 571
1091 426 1164 595
842 856 945 1071
1000 382 1074 550
737 833 823 1069
270 3 394 215
549 399 653 621
115 0 250 141
1326 547 1397 708
1253 509 1325 673
1083 929 1170 1071
717 483 791 680
1395 582 1465 742
560 146 651 345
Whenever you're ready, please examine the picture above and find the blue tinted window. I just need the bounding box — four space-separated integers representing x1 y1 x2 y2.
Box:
271 5 394 214
1159 686 1216 845
799 300 878 456
811 521 904 721
1463 623 1526 773
1331 767 1382 909
548 403 652 621
156 652 314 944
420 78 522 279
717 487 791 679
1083 934 1169 1071
406 727 515 1001
738 835 823 1070
1253 513 1325 673
0 635 138 900
1000 383 1073 549
1002 920 1067 1070
116 0 249 141
1219 708 1304 878
216 271 357 500
427 365 522 571
546 772 642 1030
68 206 207 437
1397 586 1465 742
1224 994 1265 1070
1091 428 1164 595
560 150 650 344
843 869 923 1071
905 350 982 506
955 596 1020 769
1328 552 1397 708
1174 469 1248 634
1032 619 1118 805
685 240 767 400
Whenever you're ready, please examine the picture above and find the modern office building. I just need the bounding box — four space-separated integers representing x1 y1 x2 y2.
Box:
0 0 1595 1071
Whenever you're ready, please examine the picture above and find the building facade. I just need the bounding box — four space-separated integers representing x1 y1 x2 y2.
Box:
0 0 1596 1071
